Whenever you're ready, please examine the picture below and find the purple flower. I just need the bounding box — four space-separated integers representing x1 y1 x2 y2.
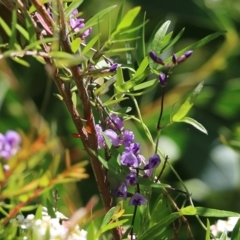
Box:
114 182 127 199
125 172 137 186
125 143 140 154
129 193 147 206
149 51 165 65
144 154 161 170
107 114 124 131
96 124 105 149
104 129 120 147
0 130 21 160
121 130 134 147
120 151 139 168
69 9 92 39
109 63 118 72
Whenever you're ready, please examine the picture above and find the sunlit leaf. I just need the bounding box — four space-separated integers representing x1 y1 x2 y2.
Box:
205 219 211 240
64 0 84 18
100 207 115 229
71 38 81 53
11 57 30 67
9 8 17 49
172 81 204 121
25 38 58 50
176 117 208 134
132 79 158 91
82 33 101 54
180 206 240 217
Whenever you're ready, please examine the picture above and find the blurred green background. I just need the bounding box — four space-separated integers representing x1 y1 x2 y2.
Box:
1 0 240 238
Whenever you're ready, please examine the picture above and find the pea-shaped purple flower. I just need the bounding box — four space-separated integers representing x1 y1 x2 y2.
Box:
129 193 148 206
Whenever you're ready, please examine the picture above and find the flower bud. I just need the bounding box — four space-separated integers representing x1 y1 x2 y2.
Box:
149 51 165 65
172 54 177 65
177 50 193 64
159 73 167 87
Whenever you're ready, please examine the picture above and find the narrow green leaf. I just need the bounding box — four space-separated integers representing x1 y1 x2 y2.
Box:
162 28 185 52
46 199 56 218
82 33 101 54
0 17 11 36
100 207 115 229
132 79 158 91
103 47 135 54
16 24 29 41
180 206 240 217
0 162 5 181
9 8 17 49
115 0 125 27
205 219 211 240
64 0 84 18
176 117 208 135
112 7 141 38
160 31 173 50
95 219 128 239
219 232 228 240
35 205 42 220
85 5 117 28
87 221 95 240
149 20 171 69
138 213 180 240
136 12 146 66
231 218 240 240
25 38 58 50
11 57 30 67
172 81 204 121
150 183 171 188
71 38 81 53
71 91 77 107
103 97 128 106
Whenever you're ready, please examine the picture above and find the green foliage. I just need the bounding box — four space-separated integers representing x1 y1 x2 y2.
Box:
0 0 240 239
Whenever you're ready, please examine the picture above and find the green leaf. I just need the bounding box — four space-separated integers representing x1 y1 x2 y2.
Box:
25 38 58 50
219 232 228 240
138 213 180 240
82 33 101 54
172 81 204 121
64 0 84 18
132 79 158 91
103 97 128 106
231 218 240 240
85 5 117 28
0 17 11 36
136 12 146 65
111 7 141 38
71 38 81 53
16 24 29 41
87 221 95 240
11 57 30 67
100 207 115 229
162 28 185 52
46 199 56 218
35 205 42 220
149 20 171 69
180 206 240 217
114 67 125 95
9 8 17 49
205 219 211 240
95 219 128 239
176 117 208 135
115 0 125 27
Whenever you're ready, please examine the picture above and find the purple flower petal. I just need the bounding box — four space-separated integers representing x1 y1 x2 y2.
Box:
120 151 139 168
125 172 137 186
129 193 147 206
104 129 120 147
107 114 124 131
122 130 134 147
96 124 105 149
114 182 127 199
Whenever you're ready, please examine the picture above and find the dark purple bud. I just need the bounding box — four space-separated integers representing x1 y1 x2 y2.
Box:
148 154 161 169
159 73 167 87
104 129 120 147
120 151 139 168
177 50 193 64
114 182 127 199
149 51 165 65
129 193 147 206
109 63 118 72
172 54 177 65
121 130 134 147
125 172 137 186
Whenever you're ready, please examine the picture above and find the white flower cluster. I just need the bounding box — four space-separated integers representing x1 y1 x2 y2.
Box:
210 217 239 239
9 207 87 240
